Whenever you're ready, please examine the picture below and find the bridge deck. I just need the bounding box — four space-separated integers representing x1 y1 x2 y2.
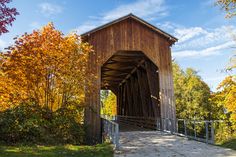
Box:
115 131 236 157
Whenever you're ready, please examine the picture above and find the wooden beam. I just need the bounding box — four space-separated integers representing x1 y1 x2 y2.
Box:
115 53 145 57
106 62 137 67
130 76 139 116
117 86 121 115
119 59 145 86
126 79 133 116
106 66 135 70
102 74 129 81
103 72 129 77
102 78 123 82
102 67 133 72
145 61 160 118
136 69 148 118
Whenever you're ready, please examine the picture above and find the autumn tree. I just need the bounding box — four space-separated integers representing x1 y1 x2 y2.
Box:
173 62 212 120
0 0 18 35
101 90 117 117
214 52 236 130
216 76 236 128
215 0 236 131
0 23 94 111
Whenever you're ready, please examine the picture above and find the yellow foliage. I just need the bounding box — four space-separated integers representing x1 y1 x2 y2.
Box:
0 23 94 111
101 91 117 117
217 75 236 128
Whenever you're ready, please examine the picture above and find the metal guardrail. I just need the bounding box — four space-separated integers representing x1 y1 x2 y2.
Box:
117 115 223 145
101 116 119 149
175 119 223 144
156 117 219 144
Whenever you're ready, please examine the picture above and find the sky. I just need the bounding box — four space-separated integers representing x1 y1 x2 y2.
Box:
0 0 236 91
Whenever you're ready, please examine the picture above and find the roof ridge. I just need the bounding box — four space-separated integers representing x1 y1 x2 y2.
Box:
81 13 178 43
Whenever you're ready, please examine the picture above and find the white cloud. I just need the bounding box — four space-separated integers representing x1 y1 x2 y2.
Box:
76 0 167 34
173 41 235 58
174 27 207 43
39 2 62 16
156 21 182 32
102 0 167 22
172 25 236 58
175 26 236 50
76 22 100 34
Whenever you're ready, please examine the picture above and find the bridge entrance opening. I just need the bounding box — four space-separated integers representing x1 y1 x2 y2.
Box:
101 51 161 131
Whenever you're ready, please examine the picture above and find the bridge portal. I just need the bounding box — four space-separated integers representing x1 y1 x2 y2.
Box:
82 14 177 144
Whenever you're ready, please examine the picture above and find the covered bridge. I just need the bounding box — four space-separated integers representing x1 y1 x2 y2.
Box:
82 14 177 144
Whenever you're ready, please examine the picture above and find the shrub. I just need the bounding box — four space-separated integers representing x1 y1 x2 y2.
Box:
0 102 85 145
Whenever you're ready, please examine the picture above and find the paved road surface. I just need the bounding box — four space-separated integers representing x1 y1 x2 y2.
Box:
115 131 236 157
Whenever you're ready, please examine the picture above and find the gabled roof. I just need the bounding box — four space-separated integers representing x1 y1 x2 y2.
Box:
81 13 178 43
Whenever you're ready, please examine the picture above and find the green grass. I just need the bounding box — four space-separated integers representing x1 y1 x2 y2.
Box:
0 143 114 157
218 138 236 150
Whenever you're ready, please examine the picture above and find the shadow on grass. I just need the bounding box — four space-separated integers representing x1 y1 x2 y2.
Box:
0 143 114 157
220 138 236 150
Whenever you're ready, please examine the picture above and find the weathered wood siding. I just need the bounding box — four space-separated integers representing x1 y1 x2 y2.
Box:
83 17 176 143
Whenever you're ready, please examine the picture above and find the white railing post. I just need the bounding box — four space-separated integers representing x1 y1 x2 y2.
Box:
115 123 119 149
211 121 215 144
173 118 219 145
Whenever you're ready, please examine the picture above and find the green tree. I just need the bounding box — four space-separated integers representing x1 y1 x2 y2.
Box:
173 62 211 120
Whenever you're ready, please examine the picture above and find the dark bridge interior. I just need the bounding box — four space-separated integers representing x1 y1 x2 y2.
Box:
101 51 161 129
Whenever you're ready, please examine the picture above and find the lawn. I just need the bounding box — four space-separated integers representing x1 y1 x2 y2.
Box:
0 143 114 157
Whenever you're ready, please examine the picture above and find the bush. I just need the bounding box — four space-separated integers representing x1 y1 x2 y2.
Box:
215 122 234 144
0 102 85 145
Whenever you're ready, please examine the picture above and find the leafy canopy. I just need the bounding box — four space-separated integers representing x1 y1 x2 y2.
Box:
173 62 212 120
101 90 117 117
0 23 93 111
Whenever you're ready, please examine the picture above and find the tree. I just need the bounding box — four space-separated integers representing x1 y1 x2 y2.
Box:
173 62 212 120
0 0 19 35
216 0 236 18
0 23 94 111
215 0 236 131
101 90 116 117
216 76 236 128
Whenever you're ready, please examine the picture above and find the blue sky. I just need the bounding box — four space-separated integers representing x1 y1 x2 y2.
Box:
1 0 236 91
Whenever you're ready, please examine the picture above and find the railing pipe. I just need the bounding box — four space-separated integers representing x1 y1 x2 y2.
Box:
205 121 209 144
211 121 215 144
101 116 119 149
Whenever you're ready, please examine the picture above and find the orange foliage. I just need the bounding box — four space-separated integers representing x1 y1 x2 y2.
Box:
0 23 93 111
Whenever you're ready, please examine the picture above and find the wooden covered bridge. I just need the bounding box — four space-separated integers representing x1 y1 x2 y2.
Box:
82 14 177 144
